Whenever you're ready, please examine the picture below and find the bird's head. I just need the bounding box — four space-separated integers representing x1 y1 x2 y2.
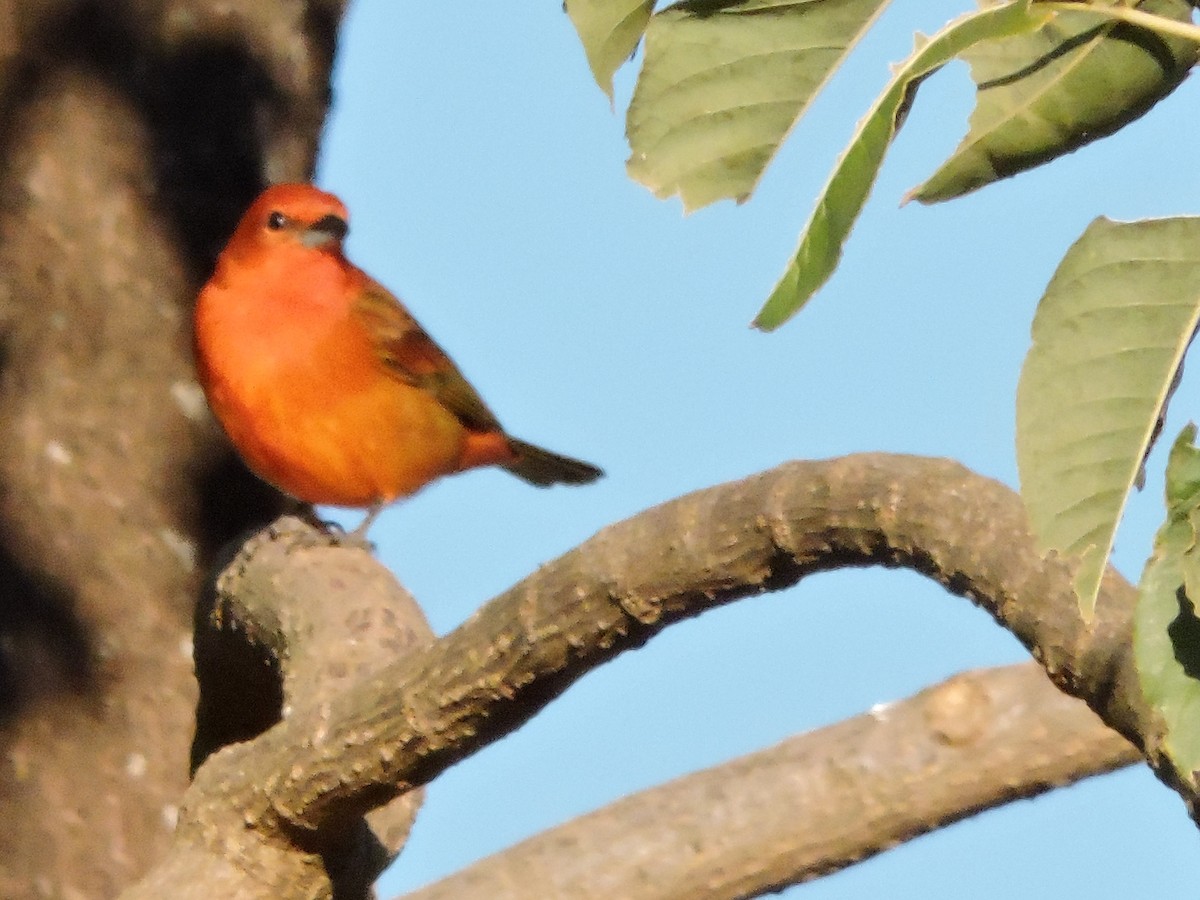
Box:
228 183 352 261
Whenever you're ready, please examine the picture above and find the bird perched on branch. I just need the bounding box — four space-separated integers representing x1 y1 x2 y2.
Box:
194 183 601 533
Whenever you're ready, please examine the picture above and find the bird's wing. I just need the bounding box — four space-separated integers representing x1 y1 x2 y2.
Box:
352 279 504 434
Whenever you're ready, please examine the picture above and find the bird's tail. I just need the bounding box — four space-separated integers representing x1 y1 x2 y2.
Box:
504 438 603 487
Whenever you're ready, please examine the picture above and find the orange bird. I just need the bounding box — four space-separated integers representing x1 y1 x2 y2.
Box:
194 183 601 532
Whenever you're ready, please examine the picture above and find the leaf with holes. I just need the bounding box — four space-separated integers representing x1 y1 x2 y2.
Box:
910 0 1199 204
752 0 1049 330
1136 425 1200 786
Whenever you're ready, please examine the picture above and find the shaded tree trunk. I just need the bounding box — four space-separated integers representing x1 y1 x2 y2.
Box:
0 2 342 895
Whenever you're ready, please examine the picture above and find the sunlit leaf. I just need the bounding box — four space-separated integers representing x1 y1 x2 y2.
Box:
911 0 1199 204
1017 217 1200 619
565 0 655 100
752 0 1049 331
626 0 893 212
1136 425 1200 783
1183 505 1200 602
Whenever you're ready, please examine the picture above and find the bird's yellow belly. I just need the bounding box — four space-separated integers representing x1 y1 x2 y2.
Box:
211 365 468 508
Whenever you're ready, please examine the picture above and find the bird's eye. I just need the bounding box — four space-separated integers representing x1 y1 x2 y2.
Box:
266 211 287 231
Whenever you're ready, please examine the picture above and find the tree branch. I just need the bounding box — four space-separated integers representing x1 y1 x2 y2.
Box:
124 453 1171 897
127 520 434 900
403 663 1137 900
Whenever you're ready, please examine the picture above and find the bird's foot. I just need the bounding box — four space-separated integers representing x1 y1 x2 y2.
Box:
267 503 375 554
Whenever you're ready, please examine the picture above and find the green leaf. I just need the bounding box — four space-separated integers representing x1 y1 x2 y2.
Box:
1183 505 1200 603
626 0 893 212
565 0 656 100
1136 425 1200 783
910 0 1199 204
1017 217 1200 620
752 0 1050 331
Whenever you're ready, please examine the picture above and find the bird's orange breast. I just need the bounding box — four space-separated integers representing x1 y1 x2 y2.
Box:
195 268 478 507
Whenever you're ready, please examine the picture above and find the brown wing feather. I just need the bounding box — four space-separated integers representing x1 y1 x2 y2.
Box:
353 280 604 488
353 280 503 434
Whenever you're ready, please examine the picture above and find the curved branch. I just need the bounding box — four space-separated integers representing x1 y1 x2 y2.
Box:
195 519 435 892
126 522 434 900
125 453 1166 898
403 663 1138 900
260 454 1151 820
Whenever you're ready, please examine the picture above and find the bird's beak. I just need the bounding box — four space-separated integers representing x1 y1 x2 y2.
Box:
300 214 349 248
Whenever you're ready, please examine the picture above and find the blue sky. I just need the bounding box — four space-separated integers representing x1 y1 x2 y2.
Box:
317 1 1200 896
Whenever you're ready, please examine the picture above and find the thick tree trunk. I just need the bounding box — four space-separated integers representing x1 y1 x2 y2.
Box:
0 3 342 896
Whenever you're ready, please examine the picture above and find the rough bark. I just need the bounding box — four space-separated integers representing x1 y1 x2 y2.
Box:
0 2 344 897
406 664 1138 900
127 455 1157 898
192 519 431 897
